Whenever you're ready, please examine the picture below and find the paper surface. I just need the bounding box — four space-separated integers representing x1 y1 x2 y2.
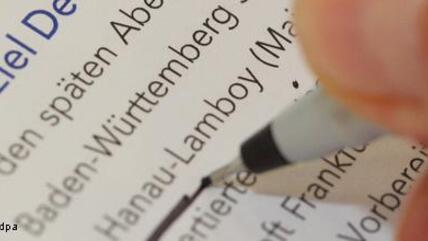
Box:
0 0 426 240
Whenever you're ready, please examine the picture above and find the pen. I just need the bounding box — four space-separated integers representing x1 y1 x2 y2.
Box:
147 88 386 240
207 88 386 185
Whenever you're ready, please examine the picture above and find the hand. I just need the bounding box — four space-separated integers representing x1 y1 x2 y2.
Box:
294 1 428 240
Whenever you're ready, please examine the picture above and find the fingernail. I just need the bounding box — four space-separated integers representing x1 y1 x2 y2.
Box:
295 0 428 98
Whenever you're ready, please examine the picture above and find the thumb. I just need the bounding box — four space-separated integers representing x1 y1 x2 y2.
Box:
294 0 428 142
294 0 428 241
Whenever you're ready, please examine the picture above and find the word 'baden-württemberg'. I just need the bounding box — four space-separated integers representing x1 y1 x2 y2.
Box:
0 0 77 94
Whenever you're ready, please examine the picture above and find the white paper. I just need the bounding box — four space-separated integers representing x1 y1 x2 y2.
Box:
0 0 425 240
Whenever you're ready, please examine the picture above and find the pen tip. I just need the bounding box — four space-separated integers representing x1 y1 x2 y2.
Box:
201 176 212 189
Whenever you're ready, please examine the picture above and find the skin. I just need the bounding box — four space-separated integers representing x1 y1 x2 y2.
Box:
294 0 428 240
